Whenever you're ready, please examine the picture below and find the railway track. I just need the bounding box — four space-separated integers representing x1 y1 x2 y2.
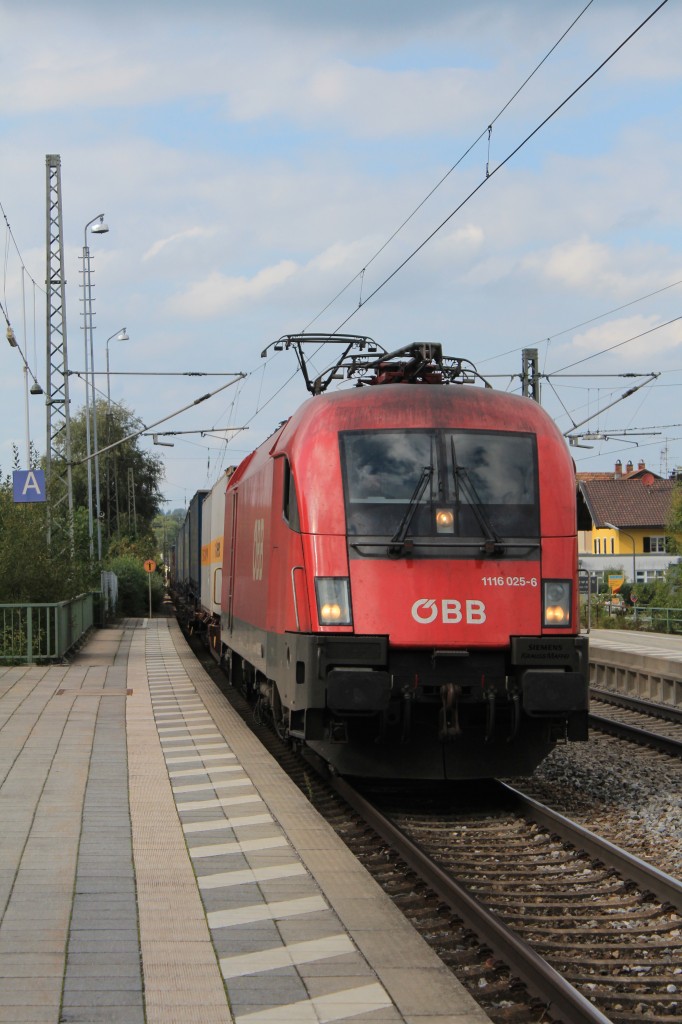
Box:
589 688 682 757
334 778 682 1024
185 632 682 1024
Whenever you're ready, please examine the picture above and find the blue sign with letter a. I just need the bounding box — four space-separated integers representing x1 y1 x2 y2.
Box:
13 469 47 503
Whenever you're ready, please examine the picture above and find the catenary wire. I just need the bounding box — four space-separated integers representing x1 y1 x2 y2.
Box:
549 314 682 374
300 0 596 334
324 0 669 342
244 4 670 443
477 276 682 366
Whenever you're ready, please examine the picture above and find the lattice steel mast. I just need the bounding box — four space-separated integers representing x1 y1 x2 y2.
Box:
45 154 74 547
521 348 541 403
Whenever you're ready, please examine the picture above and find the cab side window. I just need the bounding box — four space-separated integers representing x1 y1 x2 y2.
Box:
282 458 300 532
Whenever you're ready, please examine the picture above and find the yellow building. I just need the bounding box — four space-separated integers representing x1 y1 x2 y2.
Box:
577 460 681 584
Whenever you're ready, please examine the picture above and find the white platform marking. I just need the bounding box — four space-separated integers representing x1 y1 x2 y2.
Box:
160 733 223 744
153 698 203 706
172 778 251 794
155 711 211 719
165 753 237 765
198 863 307 889
183 814 273 834
235 983 393 1023
176 794 263 811
220 934 355 979
161 742 228 753
208 895 327 928
189 836 288 859
169 765 242 778
158 726 220 735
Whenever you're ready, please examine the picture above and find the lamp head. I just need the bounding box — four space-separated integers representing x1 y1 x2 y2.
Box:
91 219 109 235
117 330 129 341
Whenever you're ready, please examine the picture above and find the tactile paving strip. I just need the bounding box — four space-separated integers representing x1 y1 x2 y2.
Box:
142 624 400 1024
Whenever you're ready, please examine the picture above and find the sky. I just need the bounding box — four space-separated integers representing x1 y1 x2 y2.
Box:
1 0 681 512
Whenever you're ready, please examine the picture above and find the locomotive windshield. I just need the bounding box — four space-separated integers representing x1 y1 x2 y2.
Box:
340 429 538 557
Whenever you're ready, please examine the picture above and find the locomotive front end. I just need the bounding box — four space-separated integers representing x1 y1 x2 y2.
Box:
290 380 588 780
221 340 589 782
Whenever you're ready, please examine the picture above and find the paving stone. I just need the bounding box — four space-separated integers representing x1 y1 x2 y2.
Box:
1 621 492 1024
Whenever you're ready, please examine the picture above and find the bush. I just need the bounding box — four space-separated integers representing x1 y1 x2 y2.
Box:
107 555 164 616
0 469 97 602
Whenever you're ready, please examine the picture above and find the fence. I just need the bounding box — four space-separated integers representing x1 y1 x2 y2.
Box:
0 593 97 664
631 606 682 634
100 570 118 619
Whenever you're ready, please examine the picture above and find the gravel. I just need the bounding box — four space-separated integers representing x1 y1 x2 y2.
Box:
505 732 682 879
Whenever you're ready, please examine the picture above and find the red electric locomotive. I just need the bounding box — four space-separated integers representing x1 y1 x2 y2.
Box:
218 338 588 780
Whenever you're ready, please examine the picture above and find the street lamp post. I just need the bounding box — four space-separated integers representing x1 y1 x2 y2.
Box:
82 214 109 559
104 328 129 540
605 522 637 583
105 328 130 409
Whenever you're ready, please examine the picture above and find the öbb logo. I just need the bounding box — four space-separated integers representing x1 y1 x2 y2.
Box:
411 598 486 625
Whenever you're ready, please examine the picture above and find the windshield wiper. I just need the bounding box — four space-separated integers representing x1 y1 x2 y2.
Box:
387 466 433 558
450 439 505 555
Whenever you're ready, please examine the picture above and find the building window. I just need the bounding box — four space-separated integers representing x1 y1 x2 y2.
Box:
643 536 667 553
610 538 614 555
594 539 600 554
638 569 666 582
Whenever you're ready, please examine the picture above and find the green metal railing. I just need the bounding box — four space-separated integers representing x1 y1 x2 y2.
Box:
0 593 96 664
631 606 682 634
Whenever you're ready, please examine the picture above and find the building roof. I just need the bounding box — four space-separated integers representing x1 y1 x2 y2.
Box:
575 459 664 485
578 476 676 530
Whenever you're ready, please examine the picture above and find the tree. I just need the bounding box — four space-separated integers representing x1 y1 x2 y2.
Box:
107 554 164 615
0 453 96 602
651 561 682 609
53 400 164 553
152 508 185 564
667 479 682 551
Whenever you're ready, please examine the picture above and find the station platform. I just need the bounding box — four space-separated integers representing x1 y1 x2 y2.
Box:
0 617 491 1024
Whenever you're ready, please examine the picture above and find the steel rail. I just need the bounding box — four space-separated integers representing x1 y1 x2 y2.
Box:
500 782 682 908
588 711 682 758
590 687 682 724
330 775 614 1024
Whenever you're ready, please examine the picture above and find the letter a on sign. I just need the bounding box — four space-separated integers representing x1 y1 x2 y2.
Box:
13 469 46 503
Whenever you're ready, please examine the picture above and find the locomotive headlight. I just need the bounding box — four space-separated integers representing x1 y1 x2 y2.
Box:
543 579 572 628
435 508 454 534
315 577 352 626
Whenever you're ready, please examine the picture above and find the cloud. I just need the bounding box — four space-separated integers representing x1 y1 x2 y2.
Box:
169 260 299 316
143 227 218 261
523 238 669 298
434 223 485 255
571 314 682 363
307 240 378 276
227 59 482 138
3 0 682 501
0 5 497 137
540 238 618 290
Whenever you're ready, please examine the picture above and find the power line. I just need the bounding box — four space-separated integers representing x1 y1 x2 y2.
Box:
550 314 682 374
0 200 45 300
327 0 670 340
301 0 596 334
244 1 671 458
1 204 45 390
478 276 682 367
